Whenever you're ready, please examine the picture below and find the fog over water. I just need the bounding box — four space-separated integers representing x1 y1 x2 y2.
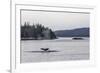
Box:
21 10 90 63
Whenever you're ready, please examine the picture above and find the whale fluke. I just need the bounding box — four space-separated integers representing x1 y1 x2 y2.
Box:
41 48 49 51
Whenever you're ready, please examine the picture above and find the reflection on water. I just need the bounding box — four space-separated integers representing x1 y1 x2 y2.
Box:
21 37 89 63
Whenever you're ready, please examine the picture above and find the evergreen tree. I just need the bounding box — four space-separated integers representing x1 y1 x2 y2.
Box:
49 29 57 39
21 22 57 40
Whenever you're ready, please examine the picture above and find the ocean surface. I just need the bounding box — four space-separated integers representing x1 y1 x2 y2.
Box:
21 37 89 63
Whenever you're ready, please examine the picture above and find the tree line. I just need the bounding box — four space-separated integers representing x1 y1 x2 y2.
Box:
21 22 57 40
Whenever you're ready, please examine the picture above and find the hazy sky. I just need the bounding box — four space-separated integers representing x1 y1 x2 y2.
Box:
21 10 90 31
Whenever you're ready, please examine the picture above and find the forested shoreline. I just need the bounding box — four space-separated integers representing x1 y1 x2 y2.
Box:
21 22 57 40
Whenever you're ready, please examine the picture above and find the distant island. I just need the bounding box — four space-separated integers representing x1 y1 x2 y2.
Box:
21 22 89 40
21 22 57 40
55 28 89 37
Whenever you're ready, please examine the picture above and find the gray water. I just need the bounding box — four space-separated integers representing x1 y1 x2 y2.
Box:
21 37 89 63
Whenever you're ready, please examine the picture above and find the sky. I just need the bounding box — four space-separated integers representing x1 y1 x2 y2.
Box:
21 10 90 31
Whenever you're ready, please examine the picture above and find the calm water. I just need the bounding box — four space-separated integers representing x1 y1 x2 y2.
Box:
21 37 89 63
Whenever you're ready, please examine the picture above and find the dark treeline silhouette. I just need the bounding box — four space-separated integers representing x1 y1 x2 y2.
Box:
55 28 89 37
21 22 57 40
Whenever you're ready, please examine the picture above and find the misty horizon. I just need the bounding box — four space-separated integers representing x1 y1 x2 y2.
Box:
21 9 89 63
21 22 89 31
21 10 90 31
